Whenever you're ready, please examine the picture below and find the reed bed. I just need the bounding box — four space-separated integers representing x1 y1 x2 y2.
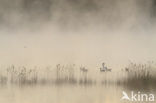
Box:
0 62 156 88
0 64 98 86
118 62 156 89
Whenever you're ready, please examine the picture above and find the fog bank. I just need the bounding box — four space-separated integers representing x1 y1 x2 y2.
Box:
0 0 156 69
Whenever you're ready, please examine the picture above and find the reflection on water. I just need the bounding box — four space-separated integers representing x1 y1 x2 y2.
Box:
0 62 156 103
0 85 155 103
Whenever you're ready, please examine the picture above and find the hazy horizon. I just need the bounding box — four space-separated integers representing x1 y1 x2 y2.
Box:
0 0 156 69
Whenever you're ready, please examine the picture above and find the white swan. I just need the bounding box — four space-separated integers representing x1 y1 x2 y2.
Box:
100 62 112 72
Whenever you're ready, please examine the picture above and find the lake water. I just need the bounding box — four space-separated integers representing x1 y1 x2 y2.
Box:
0 84 155 103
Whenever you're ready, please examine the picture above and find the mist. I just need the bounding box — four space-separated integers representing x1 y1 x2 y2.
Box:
0 0 156 69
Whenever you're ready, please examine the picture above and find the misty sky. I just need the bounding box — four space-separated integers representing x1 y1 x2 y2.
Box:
0 0 156 69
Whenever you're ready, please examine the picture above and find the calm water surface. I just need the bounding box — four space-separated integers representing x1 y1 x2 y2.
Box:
0 85 155 103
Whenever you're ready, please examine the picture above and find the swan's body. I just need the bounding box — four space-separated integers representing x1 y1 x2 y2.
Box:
100 63 112 72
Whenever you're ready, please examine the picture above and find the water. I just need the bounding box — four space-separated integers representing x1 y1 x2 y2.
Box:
0 85 155 103
0 64 156 103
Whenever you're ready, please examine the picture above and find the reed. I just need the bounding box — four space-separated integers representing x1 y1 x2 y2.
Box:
0 62 155 88
0 64 94 86
119 62 156 89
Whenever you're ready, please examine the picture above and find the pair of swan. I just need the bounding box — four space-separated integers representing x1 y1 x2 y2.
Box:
100 63 112 72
